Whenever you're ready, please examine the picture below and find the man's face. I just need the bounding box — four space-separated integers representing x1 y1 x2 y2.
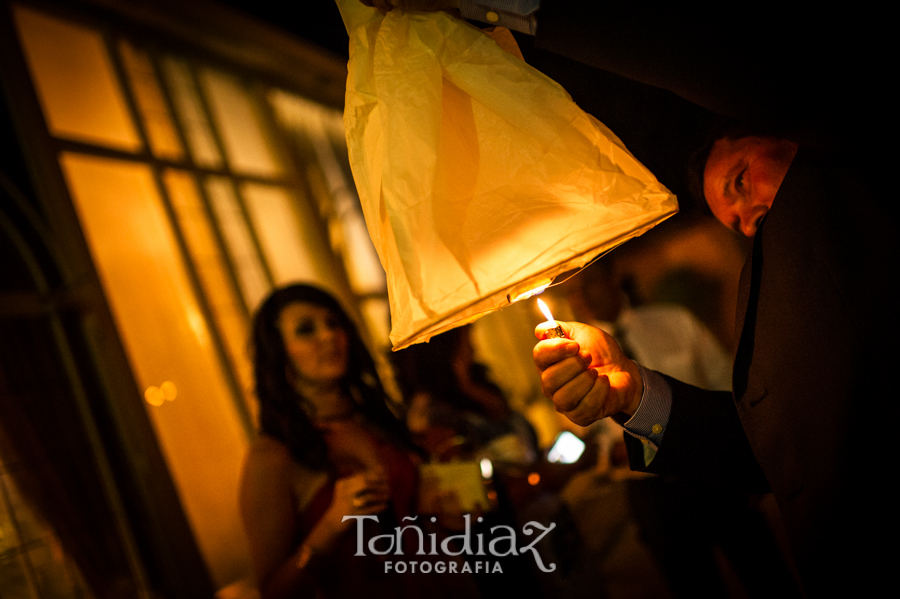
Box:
703 136 798 237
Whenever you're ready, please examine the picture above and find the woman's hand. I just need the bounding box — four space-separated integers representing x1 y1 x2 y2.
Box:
336 470 391 515
326 472 390 527
302 470 390 558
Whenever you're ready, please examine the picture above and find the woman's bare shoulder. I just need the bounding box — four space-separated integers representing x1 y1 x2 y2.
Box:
249 434 291 456
242 436 327 500
243 435 293 478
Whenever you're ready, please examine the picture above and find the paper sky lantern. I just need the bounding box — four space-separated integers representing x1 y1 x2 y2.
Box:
338 0 678 349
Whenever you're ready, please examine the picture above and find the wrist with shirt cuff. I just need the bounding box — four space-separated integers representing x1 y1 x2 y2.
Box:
458 0 539 34
613 363 672 452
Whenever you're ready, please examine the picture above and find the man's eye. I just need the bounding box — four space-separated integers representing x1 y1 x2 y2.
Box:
735 170 746 192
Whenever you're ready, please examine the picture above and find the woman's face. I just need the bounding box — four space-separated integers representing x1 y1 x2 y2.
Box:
277 302 349 387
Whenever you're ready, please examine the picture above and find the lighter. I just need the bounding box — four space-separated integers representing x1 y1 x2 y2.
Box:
536 298 565 339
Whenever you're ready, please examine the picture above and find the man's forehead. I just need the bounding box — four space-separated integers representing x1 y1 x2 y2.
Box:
707 138 746 170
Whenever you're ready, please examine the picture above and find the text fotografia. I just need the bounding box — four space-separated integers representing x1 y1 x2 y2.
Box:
342 514 557 574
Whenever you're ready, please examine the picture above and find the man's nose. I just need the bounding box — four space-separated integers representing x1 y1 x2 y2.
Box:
738 205 767 237
739 217 758 237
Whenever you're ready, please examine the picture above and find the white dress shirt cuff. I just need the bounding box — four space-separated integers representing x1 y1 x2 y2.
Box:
620 364 671 453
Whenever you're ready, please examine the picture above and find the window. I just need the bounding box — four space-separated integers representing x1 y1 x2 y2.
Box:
10 2 387 591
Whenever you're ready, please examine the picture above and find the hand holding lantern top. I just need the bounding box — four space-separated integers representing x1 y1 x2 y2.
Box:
533 321 643 427
359 0 459 13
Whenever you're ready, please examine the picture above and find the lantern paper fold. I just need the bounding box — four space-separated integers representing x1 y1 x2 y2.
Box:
337 0 678 350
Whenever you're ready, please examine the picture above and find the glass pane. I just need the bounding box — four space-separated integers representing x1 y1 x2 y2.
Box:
161 57 222 169
119 40 184 161
360 297 391 354
204 177 271 313
164 170 255 421
0 471 43 546
13 6 140 151
58 153 250 587
359 297 400 401
0 474 22 554
269 91 384 293
471 301 543 411
241 183 330 289
310 166 385 294
0 547 36 599
200 70 281 177
25 540 81 599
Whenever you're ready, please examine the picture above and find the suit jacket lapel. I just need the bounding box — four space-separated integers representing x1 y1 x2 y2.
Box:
731 221 765 399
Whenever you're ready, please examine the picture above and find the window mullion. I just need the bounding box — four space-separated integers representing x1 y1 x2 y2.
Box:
186 63 277 292
104 30 254 436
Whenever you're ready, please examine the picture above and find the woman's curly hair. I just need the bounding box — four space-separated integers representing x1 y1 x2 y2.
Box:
251 283 409 469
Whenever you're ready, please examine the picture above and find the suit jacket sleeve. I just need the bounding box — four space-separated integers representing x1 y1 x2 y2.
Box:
624 374 769 493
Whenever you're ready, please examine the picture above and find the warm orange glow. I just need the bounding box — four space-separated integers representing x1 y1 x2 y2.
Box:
14 6 141 151
340 0 678 350
160 381 177 402
537 297 566 339
60 153 251 579
119 40 184 160
537 298 555 323
144 386 165 407
509 281 551 303
527 472 541 486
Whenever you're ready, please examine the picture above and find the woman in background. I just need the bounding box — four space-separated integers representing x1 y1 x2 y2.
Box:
240 284 460 599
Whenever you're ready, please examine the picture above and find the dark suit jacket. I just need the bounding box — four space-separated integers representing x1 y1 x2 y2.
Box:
624 149 897 595
527 4 898 594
